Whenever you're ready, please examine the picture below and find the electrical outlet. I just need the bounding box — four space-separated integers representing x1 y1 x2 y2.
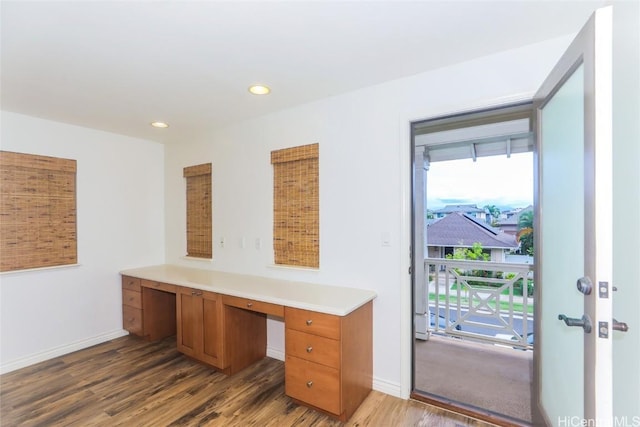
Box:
255 238 262 250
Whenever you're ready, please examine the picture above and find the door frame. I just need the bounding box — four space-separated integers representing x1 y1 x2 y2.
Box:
401 94 535 424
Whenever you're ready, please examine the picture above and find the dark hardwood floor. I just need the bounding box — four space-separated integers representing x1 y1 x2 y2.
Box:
0 336 495 426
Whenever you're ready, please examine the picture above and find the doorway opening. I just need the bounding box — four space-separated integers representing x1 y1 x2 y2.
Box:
411 103 535 424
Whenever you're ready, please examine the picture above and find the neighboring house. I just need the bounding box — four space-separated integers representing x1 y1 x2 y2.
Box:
432 204 486 220
426 212 518 262
497 205 533 236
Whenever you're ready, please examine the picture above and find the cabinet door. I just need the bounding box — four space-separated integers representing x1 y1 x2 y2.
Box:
176 287 201 358
200 290 225 368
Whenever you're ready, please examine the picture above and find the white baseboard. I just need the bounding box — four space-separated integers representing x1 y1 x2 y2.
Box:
0 329 129 375
266 346 285 361
2 334 407 402
372 377 403 398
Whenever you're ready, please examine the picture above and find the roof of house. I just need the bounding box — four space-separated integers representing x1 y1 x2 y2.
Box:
432 204 484 214
427 212 518 249
498 205 533 226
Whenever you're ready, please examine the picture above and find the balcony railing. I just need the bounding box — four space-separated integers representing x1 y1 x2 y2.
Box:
424 257 534 350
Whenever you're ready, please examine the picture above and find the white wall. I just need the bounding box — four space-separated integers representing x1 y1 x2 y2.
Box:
0 112 165 373
164 35 573 396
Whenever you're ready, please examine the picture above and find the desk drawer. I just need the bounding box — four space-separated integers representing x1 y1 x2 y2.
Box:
285 307 340 340
122 289 142 309
123 305 142 335
222 295 284 317
286 328 340 369
285 355 340 416
122 276 141 292
141 279 177 294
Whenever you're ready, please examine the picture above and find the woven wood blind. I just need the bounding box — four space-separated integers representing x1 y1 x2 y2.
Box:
271 143 319 268
0 151 77 272
184 163 212 258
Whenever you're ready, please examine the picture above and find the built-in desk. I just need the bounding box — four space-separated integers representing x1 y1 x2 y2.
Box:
120 264 376 422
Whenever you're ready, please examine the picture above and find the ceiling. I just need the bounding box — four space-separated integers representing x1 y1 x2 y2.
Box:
1 1 607 144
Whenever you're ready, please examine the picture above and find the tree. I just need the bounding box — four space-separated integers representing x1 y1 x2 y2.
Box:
517 210 534 256
446 242 491 296
446 242 490 262
483 204 501 226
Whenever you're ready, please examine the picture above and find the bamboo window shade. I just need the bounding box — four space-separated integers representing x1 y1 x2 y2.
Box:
0 151 77 272
184 163 212 259
271 143 319 268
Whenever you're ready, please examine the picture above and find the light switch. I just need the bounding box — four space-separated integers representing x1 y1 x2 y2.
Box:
255 238 262 250
381 232 391 247
219 237 225 248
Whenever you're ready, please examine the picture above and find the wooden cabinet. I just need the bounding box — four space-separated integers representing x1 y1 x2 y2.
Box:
122 276 143 336
284 301 373 422
222 294 284 317
176 286 226 370
120 267 375 422
122 276 176 341
141 282 176 341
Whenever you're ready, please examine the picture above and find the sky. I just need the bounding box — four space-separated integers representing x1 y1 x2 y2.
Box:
426 152 533 211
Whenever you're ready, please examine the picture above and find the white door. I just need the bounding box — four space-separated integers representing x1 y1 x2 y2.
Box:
535 6 620 425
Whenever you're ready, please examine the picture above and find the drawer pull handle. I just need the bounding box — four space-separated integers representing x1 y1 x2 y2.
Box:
306 346 313 353
247 302 253 308
306 319 313 326
306 381 313 388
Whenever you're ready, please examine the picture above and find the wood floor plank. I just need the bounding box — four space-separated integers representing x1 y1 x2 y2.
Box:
1 336 496 426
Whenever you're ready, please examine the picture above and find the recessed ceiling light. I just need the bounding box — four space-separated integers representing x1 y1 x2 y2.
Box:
248 85 271 95
151 121 169 128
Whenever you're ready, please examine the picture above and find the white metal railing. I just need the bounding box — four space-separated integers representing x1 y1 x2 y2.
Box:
424 257 534 350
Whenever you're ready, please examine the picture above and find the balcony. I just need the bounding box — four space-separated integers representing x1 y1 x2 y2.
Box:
414 258 534 422
423 257 534 348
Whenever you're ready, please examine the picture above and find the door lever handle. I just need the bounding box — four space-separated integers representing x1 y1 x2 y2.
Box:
558 314 592 333
612 319 629 332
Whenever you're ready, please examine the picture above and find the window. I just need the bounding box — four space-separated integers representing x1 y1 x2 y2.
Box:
271 143 319 268
0 151 77 272
183 163 212 259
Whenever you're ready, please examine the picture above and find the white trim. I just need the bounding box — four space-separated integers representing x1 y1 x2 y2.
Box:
398 92 535 401
0 329 129 374
266 346 285 361
181 256 214 263
372 377 403 398
267 264 320 273
398 111 413 400
0 263 81 276
592 5 613 420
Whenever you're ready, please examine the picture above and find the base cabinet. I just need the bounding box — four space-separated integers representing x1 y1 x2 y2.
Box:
176 286 226 370
122 276 176 341
122 276 143 336
284 301 373 422
121 271 374 423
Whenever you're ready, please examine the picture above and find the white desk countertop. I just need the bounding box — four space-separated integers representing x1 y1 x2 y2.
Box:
120 264 377 316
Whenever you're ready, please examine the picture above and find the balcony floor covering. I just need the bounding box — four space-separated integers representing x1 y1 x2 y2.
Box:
414 334 533 423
